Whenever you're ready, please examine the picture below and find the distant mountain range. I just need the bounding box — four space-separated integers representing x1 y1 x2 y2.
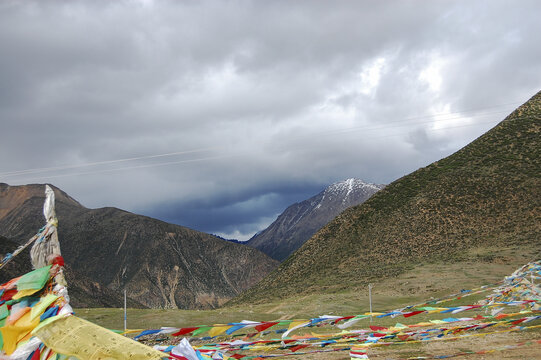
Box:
247 179 384 261
0 183 278 309
232 91 541 304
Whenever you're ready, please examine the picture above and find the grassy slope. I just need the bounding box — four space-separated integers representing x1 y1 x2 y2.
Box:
230 91 540 306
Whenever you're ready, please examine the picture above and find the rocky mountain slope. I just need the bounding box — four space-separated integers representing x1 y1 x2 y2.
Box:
247 179 383 261
232 91 541 304
0 184 278 309
0 236 146 308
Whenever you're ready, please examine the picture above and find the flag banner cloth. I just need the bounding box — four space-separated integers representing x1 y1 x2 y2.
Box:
0 186 168 359
34 315 165 360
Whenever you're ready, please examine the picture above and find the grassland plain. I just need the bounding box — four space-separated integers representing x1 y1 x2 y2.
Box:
76 249 540 359
77 247 533 329
77 301 541 359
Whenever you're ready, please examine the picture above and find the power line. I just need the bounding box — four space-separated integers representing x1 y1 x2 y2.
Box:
0 104 517 179
4 114 531 184
0 147 218 177
279 110 510 149
1 103 530 183
296 106 516 141
4 155 231 183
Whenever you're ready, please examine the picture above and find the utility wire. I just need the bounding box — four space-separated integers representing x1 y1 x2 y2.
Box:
5 155 232 183
2 103 534 184
4 113 534 184
297 107 516 140
282 109 511 146
0 104 518 179
0 147 218 177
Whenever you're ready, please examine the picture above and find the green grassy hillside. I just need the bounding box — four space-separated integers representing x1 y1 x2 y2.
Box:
231 91 540 305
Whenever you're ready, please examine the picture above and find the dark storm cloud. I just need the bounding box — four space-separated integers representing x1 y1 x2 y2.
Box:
1 0 540 239
146 181 325 239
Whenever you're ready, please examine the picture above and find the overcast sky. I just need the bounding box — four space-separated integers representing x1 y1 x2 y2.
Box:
1 0 540 240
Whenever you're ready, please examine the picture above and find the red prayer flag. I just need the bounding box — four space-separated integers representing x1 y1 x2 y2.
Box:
51 255 65 267
1 289 17 301
168 354 189 360
230 355 247 359
30 349 41 360
403 310 424 318
289 344 310 352
255 322 279 332
171 327 199 336
334 316 355 323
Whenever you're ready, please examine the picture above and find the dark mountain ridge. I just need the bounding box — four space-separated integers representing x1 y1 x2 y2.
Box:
0 183 278 309
0 235 145 308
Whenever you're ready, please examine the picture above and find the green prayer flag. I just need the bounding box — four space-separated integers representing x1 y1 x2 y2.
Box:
192 326 212 336
16 265 52 291
276 320 292 326
0 304 8 320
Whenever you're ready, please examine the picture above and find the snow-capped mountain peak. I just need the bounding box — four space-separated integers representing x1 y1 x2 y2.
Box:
321 178 384 206
247 178 384 261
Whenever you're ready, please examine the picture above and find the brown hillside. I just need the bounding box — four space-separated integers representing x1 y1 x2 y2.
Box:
0 184 278 309
0 235 146 308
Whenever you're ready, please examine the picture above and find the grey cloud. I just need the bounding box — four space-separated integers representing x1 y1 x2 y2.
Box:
1 0 540 239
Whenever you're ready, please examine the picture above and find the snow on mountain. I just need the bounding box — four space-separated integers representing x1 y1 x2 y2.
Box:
247 178 384 261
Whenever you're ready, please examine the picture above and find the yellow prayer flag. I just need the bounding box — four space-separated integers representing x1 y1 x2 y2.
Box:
208 325 232 337
12 288 41 300
288 320 307 330
0 311 40 354
34 315 165 360
30 294 59 321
